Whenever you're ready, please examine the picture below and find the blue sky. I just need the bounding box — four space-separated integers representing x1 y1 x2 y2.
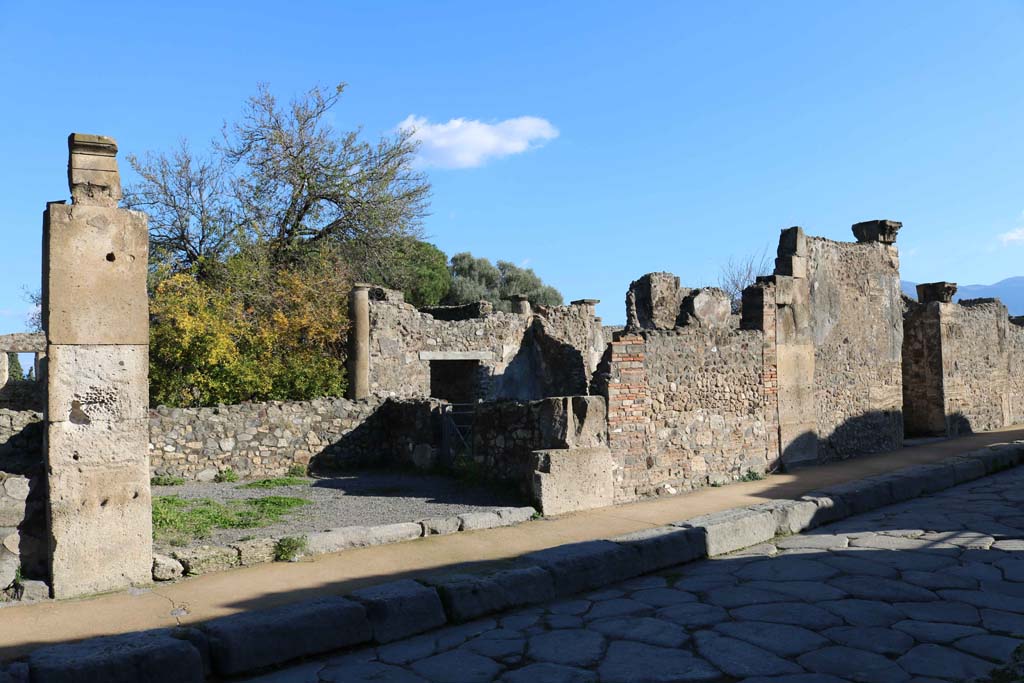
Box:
1 0 1023 333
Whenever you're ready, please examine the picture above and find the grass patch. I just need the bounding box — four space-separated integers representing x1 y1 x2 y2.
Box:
153 494 310 545
739 470 766 482
240 477 309 489
287 464 308 477
214 468 239 483
274 536 308 562
151 474 185 487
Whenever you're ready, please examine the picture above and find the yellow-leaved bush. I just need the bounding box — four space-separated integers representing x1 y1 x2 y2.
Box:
149 253 349 407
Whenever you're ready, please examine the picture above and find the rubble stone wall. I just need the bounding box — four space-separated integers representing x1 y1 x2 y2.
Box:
366 287 605 401
150 398 385 480
602 325 775 502
904 297 1024 436
804 236 904 460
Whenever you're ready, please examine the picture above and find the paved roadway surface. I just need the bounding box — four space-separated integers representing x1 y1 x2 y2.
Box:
242 466 1024 682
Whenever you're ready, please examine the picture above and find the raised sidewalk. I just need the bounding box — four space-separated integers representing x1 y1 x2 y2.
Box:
2 427 1023 662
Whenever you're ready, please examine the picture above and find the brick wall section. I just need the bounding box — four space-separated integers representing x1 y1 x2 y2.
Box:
604 335 651 500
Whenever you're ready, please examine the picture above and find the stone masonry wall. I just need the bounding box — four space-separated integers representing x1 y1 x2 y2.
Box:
366 287 605 401
904 296 1024 436
0 409 47 586
805 235 904 460
603 326 773 501
466 396 607 493
938 299 1011 434
150 398 384 480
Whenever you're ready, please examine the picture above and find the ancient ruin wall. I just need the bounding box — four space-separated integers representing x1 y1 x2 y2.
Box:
937 299 1011 434
366 287 605 401
902 299 946 436
603 325 774 501
150 398 384 480
804 235 904 460
1010 323 1024 425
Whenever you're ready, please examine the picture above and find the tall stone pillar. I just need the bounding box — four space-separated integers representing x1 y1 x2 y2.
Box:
0 352 7 388
348 284 371 400
43 134 152 598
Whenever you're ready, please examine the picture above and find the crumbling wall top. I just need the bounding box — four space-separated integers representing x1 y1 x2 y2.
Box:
916 282 957 304
67 132 121 207
852 219 901 244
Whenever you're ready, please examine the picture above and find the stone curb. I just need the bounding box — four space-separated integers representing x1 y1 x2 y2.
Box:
159 506 538 581
22 443 1024 681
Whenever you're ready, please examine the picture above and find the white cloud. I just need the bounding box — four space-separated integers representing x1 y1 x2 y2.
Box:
398 115 558 169
999 227 1024 245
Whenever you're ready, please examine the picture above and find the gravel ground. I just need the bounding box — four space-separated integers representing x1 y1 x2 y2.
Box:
152 471 525 550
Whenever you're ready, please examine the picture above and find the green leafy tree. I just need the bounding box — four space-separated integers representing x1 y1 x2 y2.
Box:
444 253 563 311
355 238 451 307
126 83 432 406
6 353 23 380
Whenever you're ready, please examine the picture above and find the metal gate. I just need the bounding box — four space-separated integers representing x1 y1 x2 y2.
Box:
439 402 475 468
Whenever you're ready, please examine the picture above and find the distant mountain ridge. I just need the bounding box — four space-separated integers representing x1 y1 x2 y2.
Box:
901 277 1024 316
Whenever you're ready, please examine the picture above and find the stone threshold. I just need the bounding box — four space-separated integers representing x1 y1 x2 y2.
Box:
11 440 1024 682
155 506 538 581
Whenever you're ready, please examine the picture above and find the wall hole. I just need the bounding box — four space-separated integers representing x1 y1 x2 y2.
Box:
105 252 116 262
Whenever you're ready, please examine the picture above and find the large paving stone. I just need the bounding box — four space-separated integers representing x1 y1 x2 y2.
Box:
527 629 605 667
28 629 206 683
597 641 720 682
350 579 446 644
629 587 696 607
410 649 503 683
692 631 802 677
939 589 1024 613
743 676 848 683
892 619 986 643
797 645 910 683
715 621 830 657
896 643 993 680
742 580 847 602
894 600 980 625
730 602 843 629
319 661 427 683
588 617 689 648
583 598 649 621
822 626 914 656
735 557 838 582
954 634 1023 663
704 585 793 608
827 576 938 602
655 602 730 628
982 609 1024 635
818 554 898 578
902 569 978 590
463 631 526 660
203 597 371 676
500 663 596 683
819 599 905 626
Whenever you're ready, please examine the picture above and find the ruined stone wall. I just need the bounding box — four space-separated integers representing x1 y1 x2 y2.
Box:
0 381 43 411
603 325 773 501
150 398 384 480
937 299 1011 434
1009 324 1024 425
902 299 946 436
467 396 607 492
804 235 904 460
0 409 46 587
366 287 605 401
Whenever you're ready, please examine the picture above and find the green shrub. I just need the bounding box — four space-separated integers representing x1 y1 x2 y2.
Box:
274 536 308 562
214 468 239 483
286 464 309 478
152 494 310 545
151 475 186 487
240 477 308 489
739 470 766 482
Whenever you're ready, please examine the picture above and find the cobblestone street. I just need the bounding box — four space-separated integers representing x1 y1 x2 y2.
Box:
244 466 1024 683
